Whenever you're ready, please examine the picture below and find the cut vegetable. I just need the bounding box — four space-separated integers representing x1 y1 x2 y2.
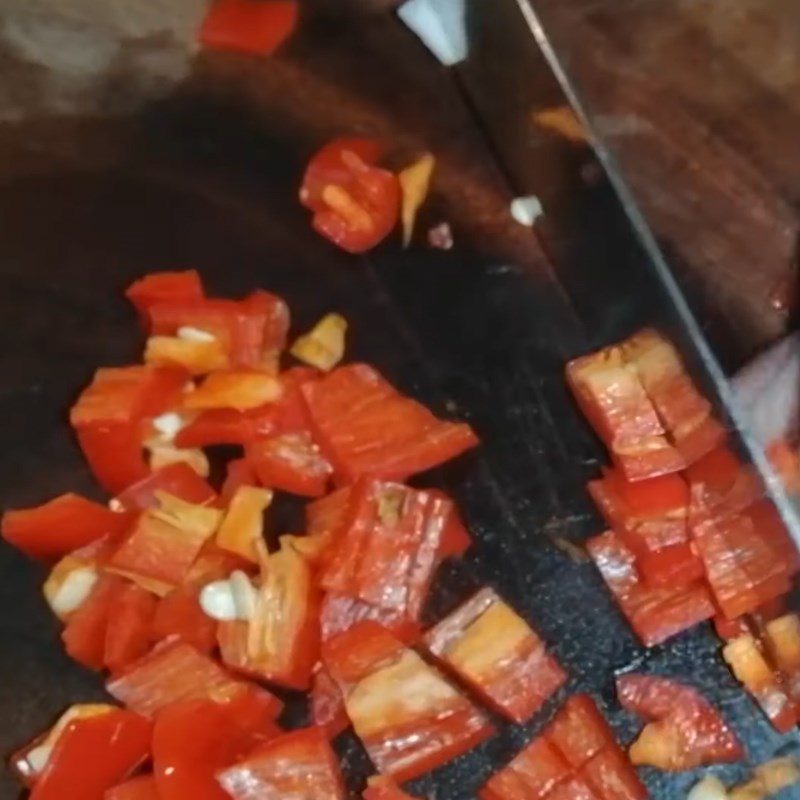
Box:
290 313 348 371
480 694 646 800
108 493 222 595
722 634 796 732
185 370 282 412
218 727 345 800
28 708 152 800
301 140 401 254
2 492 131 561
321 479 453 624
587 530 715 646
616 674 743 770
424 587 566 723
107 640 282 720
218 544 321 690
399 153 436 246
215 485 272 562
322 621 493 781
247 431 333 496
303 363 478 484
152 698 280 800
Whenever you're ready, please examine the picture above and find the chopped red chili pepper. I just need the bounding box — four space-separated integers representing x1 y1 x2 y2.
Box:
302 364 478 484
690 494 791 619
114 463 218 511
246 431 333 496
126 271 204 323
218 727 345 800
723 633 797 733
152 698 281 800
107 495 222 595
616 674 743 770
311 664 350 739
70 365 188 493
148 291 289 369
587 530 715 646
218 544 321 691
424 587 566 723
29 708 152 800
322 621 493 782
62 574 127 670
107 640 282 720
320 479 453 624
480 736 571 800
480 694 645 800
104 581 158 674
301 139 399 254
199 0 299 56
2 493 131 561
566 344 684 482
621 329 724 464
319 592 422 644
150 548 244 653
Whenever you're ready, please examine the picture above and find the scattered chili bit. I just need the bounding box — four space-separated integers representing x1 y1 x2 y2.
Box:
399 153 436 247
616 674 743 770
199 0 299 56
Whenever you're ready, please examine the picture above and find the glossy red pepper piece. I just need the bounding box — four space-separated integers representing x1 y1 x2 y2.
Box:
147 291 289 369
578 746 648 800
546 694 615 769
311 664 350 739
175 406 277 448
566 344 684 482
150 548 244 653
587 469 689 555
616 674 743 770
152 698 281 800
2 493 131 560
114 463 217 511
424 587 566 723
302 364 478 484
62 574 127 670
105 774 161 800
71 366 188 428
301 139 384 209
218 545 321 691
319 592 422 644
30 709 152 800
218 727 345 800
107 498 222 595
271 365 319 432
621 329 724 465
587 530 715 647
300 139 399 254
125 271 204 323
479 735 571 800
690 494 789 619
107 640 282 719
322 621 493 782
723 633 797 733
199 0 298 56
246 431 333 496
104 581 158 674
71 365 188 493
76 424 151 496
320 479 452 624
